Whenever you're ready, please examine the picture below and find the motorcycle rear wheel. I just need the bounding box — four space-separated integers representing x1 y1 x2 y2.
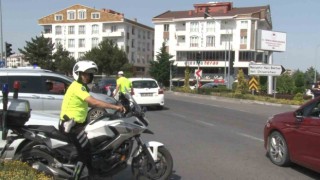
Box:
131 146 173 180
14 148 55 177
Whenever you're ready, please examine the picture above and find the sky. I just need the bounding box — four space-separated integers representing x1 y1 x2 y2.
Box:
2 0 320 72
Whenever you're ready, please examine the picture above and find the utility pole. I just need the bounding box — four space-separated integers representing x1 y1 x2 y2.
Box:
0 0 3 67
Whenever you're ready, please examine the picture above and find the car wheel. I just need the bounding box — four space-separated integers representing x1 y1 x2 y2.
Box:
87 108 106 122
268 131 290 166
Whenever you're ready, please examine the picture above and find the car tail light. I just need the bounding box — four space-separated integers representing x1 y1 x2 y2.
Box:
131 88 135 95
158 89 164 94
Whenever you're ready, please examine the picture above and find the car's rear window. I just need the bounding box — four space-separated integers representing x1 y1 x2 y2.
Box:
132 80 158 88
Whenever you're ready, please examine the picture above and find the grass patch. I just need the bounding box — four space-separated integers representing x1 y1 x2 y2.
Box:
0 160 52 180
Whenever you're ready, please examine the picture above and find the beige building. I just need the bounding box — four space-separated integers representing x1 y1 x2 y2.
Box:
6 54 30 68
38 4 154 76
152 2 272 86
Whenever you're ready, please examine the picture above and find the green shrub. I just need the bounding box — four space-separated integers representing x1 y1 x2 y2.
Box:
0 160 52 180
293 93 304 102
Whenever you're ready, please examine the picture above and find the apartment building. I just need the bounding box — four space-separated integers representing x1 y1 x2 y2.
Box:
152 2 272 85
38 4 154 76
6 54 30 68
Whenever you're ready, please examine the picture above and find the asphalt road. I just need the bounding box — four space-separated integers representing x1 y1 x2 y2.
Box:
110 92 319 180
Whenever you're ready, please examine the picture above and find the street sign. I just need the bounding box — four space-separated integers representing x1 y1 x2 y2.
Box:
248 64 285 76
249 77 258 91
0 60 5 68
195 69 202 78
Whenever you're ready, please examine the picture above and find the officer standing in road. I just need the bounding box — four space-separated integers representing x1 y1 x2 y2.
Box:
113 71 132 98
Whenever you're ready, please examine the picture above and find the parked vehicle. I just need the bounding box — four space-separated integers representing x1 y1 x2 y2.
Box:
0 88 173 179
129 78 164 110
200 82 223 89
91 78 117 96
0 68 116 120
264 96 320 173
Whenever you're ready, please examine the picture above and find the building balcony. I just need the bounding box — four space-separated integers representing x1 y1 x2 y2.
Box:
175 31 186 36
101 31 124 37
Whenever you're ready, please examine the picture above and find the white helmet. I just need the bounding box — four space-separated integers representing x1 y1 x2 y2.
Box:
72 60 98 81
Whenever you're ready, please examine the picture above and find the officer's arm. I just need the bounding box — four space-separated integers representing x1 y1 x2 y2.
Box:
85 96 123 111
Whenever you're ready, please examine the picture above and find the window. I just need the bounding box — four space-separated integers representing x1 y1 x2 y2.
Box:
78 10 86 20
206 36 215 47
69 52 75 58
164 24 169 32
55 26 62 35
68 26 75 35
67 10 76 20
78 52 85 59
55 14 63 21
132 39 135 48
4 76 42 93
132 26 135 35
190 36 199 47
111 25 117 32
55 38 62 47
91 12 100 19
68 39 75 48
147 31 151 39
79 39 85 48
42 77 67 95
92 24 99 34
131 52 135 63
132 80 158 89
92 38 99 48
190 22 199 32
79 25 86 34
206 21 215 32
241 21 248 28
240 35 247 44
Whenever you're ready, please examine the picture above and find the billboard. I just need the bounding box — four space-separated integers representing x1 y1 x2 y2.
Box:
256 30 286 52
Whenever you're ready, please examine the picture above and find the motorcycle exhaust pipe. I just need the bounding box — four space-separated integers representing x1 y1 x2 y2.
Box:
32 162 72 179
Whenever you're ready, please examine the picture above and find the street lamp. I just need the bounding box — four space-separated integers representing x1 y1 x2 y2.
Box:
315 45 320 84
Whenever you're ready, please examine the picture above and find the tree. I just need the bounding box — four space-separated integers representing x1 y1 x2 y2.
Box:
305 66 318 86
84 39 130 76
235 69 248 94
53 44 76 76
19 34 54 70
149 42 173 86
276 72 295 94
292 70 305 94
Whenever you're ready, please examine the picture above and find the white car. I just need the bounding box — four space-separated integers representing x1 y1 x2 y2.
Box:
129 78 164 110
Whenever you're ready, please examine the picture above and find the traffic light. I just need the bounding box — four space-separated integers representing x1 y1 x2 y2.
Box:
204 7 209 19
5 42 13 57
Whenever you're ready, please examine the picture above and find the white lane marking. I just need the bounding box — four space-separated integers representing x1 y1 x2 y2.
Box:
169 112 262 143
196 120 215 127
237 132 263 142
170 112 187 119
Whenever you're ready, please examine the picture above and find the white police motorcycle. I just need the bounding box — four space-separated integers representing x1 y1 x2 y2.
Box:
0 82 173 179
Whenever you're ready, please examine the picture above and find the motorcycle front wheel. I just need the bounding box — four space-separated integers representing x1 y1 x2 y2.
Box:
131 146 173 180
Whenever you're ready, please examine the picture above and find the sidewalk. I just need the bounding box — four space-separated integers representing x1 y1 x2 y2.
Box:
166 91 300 109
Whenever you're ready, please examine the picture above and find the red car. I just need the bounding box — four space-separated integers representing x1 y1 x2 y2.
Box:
264 96 320 173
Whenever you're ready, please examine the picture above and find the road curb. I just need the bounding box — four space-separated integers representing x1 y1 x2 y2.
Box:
166 91 300 109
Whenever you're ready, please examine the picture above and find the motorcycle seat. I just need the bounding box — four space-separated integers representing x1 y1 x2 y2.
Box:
26 125 69 142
